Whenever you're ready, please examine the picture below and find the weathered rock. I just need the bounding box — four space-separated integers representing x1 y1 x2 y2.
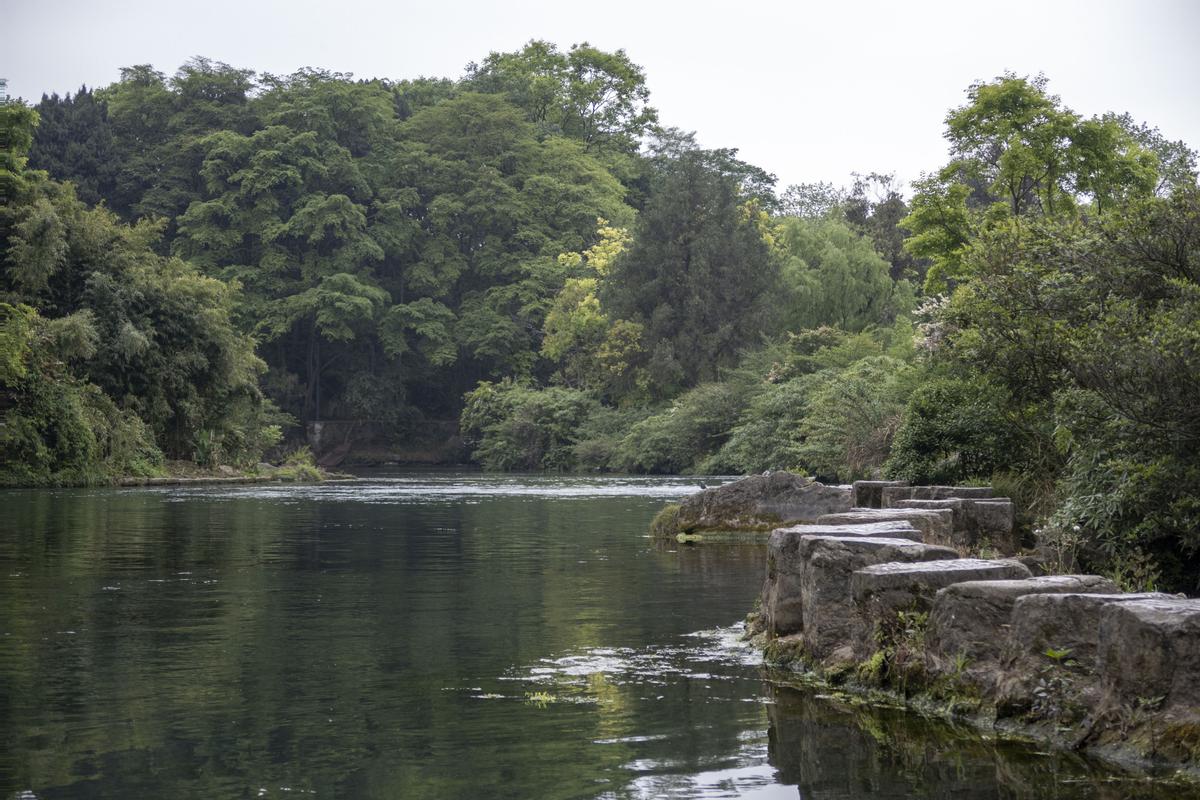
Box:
796 536 958 663
1098 597 1200 716
817 508 953 543
764 530 921 638
1003 592 1173 674
892 497 1018 554
994 592 1173 716
850 558 1032 659
893 498 968 528
925 575 1119 692
851 480 909 509
674 472 851 533
880 485 995 508
772 520 923 540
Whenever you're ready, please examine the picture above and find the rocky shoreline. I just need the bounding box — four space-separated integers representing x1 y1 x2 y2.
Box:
660 473 1200 779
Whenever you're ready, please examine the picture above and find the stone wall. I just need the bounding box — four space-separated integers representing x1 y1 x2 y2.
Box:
754 483 1200 774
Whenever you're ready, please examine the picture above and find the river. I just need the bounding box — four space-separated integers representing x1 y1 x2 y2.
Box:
0 472 1192 799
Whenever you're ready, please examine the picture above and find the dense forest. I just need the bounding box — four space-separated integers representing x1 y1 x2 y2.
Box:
2 45 1198 590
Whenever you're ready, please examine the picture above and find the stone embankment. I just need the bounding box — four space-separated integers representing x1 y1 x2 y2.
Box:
747 478 1200 775
655 474 1019 556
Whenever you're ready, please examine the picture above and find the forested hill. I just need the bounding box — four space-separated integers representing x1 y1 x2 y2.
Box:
4 45 1200 591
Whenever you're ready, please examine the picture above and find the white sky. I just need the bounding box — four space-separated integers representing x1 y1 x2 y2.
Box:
7 0 1199 192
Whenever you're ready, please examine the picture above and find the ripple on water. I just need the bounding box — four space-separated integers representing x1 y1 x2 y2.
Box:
502 624 762 690
148 473 731 504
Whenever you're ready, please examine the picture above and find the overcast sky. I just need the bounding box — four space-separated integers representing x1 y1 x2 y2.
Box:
7 0 1199 192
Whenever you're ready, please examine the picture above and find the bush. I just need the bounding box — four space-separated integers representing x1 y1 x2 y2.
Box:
609 382 749 474
797 356 914 481
460 380 602 471
0 304 163 486
701 375 818 474
884 374 1023 484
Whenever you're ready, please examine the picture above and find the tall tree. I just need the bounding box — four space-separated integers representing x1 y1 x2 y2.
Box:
466 40 658 154
27 87 118 205
603 131 779 395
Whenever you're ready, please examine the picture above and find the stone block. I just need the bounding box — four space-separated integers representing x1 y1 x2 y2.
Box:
816 508 953 543
1004 592 1172 673
850 558 1032 658
1099 597 1200 714
797 536 958 662
677 472 851 532
925 575 1119 691
994 591 1173 716
892 497 1017 553
772 521 923 541
762 528 940 639
851 480 908 509
881 485 996 508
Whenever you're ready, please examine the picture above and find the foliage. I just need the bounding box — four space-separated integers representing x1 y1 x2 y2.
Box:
796 356 914 482
0 303 163 485
275 446 324 481
27 87 118 205
884 373 1026 485
3 102 278 480
904 74 1171 292
466 39 658 155
460 380 602 471
920 181 1200 591
609 382 751 474
778 216 914 332
603 131 781 396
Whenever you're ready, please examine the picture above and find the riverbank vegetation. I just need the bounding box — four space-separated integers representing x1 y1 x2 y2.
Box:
3 49 1198 589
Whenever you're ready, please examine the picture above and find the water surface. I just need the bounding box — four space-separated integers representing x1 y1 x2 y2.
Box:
0 472 1192 799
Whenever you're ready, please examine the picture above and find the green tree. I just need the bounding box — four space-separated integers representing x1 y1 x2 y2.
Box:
27 87 118 205
905 74 1163 291
467 40 658 154
778 216 912 332
603 132 780 395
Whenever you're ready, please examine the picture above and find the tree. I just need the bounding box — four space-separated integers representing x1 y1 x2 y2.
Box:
466 40 658 154
27 87 118 205
3 102 278 470
778 216 912 332
603 131 780 394
905 74 1163 291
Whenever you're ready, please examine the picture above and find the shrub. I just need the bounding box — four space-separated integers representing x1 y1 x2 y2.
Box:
460 380 602 471
884 374 1023 484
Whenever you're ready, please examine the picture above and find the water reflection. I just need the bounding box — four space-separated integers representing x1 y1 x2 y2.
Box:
0 474 1194 799
764 681 1195 799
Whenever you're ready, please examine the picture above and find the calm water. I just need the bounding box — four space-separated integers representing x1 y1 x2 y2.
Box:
0 472 1192 799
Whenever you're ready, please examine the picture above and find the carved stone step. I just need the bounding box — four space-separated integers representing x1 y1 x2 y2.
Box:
892 498 1017 553
1099 597 1200 716
881 485 996 507
851 480 909 509
794 536 957 662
